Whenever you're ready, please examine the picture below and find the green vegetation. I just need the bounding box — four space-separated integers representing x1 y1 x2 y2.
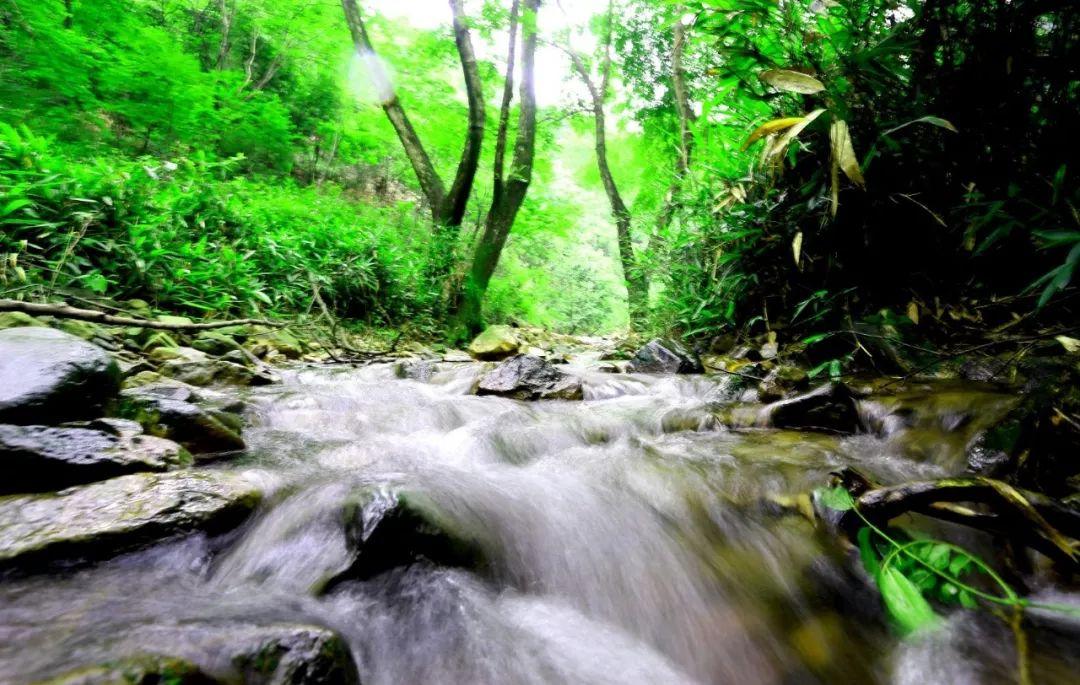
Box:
1 0 1076 342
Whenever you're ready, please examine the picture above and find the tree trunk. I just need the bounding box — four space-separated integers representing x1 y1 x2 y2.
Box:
341 0 485 235
452 0 540 335
439 0 485 228
566 1 648 322
341 0 446 221
649 9 696 258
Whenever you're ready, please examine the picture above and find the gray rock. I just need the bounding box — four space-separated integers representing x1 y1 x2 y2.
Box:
0 327 121 424
160 359 264 387
0 470 261 568
627 338 704 374
0 424 191 493
477 355 583 400
121 390 245 455
77 623 360 685
35 654 213 685
759 382 862 434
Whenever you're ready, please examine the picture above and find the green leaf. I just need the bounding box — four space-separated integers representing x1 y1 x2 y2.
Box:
818 486 855 511
878 566 940 634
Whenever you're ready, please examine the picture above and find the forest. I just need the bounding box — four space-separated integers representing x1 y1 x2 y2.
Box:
0 1 1078 684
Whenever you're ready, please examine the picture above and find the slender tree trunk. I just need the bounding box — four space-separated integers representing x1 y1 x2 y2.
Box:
649 10 695 255
341 0 485 235
453 0 540 335
566 1 648 321
440 0 485 228
341 0 446 221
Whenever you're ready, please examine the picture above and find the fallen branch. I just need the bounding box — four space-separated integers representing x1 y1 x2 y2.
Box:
0 299 283 331
833 468 1080 568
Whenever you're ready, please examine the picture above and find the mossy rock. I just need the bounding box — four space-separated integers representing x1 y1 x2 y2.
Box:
467 325 520 361
0 311 46 330
34 654 214 685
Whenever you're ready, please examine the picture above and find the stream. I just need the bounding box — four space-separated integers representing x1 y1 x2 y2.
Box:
1 361 1078 683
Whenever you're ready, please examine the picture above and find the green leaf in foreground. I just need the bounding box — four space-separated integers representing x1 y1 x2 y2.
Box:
818 486 855 511
878 565 941 635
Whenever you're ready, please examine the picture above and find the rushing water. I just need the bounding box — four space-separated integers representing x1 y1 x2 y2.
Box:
1 362 1078 683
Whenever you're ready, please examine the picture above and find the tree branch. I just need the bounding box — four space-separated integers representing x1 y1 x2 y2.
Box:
0 299 284 330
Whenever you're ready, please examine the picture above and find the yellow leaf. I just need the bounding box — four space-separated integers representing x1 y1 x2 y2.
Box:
769 108 826 160
830 119 865 188
1056 335 1080 353
792 231 803 266
760 69 825 94
742 117 804 150
907 301 919 324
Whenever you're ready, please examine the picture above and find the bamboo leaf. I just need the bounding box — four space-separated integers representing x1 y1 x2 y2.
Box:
760 69 825 94
906 301 919 324
742 117 805 150
768 108 826 159
884 116 959 137
830 119 866 188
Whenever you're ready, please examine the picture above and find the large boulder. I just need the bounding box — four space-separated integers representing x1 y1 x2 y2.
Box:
467 325 520 361
0 421 191 494
0 470 261 569
759 382 862 434
476 355 583 401
627 338 704 374
0 327 121 424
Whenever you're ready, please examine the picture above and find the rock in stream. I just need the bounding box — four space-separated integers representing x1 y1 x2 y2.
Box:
0 470 261 569
0 327 121 424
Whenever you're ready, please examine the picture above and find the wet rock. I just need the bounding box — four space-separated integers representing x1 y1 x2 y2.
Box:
0 470 261 569
247 329 305 360
0 311 46 329
192 331 239 356
627 338 704 374
759 341 779 360
757 365 810 403
160 358 273 387
968 356 1080 494
442 349 473 363
396 359 439 382
323 490 486 592
149 346 209 364
760 382 861 434
99 623 360 685
121 389 245 455
476 355 583 401
36 654 214 685
467 324 520 361
0 327 121 425
958 357 1013 384
0 423 191 493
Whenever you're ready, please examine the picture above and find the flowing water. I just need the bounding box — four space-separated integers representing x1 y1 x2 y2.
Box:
1 362 1078 683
